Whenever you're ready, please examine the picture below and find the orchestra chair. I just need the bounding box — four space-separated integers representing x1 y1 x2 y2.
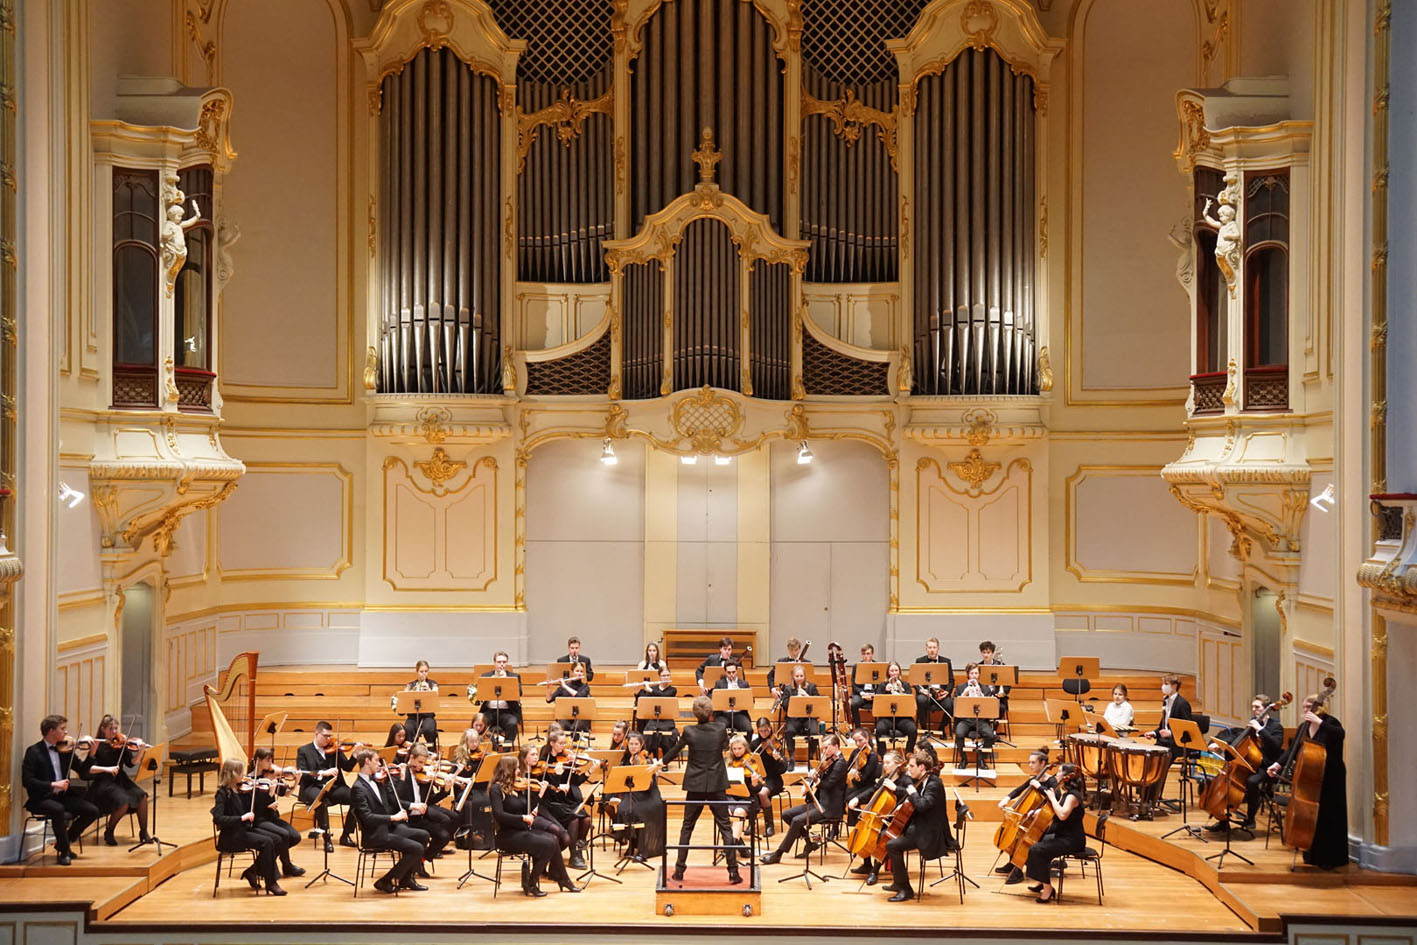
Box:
18 813 83 865
92 809 140 845
488 817 533 900
350 819 401 899
807 811 849 865
1052 810 1108 905
921 798 974 903
1263 782 1289 849
210 823 258 898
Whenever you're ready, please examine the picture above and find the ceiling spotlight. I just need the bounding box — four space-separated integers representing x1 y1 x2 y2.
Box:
797 440 814 465
681 454 698 465
600 438 618 466
1310 483 1334 513
714 454 732 466
58 481 86 509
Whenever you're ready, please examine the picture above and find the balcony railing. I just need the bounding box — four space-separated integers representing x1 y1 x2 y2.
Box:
1190 371 1226 415
1244 364 1288 412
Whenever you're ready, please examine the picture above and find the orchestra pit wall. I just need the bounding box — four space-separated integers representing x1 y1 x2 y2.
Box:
18 1 1373 861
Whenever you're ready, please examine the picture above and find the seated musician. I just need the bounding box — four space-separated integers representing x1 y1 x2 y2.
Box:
518 743 569 850
873 661 917 755
999 747 1054 883
978 641 1010 718
211 759 286 895
712 660 753 735
613 730 666 862
539 730 598 870
759 733 846 864
1146 673 1194 756
849 643 879 727
399 659 440 747
87 713 152 846
478 651 523 743
295 720 357 852
247 748 304 878
384 721 409 758
781 665 823 761
725 734 767 852
606 719 630 755
1205 693 1284 834
635 666 679 758
881 749 953 901
637 641 665 672
914 637 956 733
843 727 882 819
21 714 98 866
696 636 736 694
393 743 456 858
847 748 908 885
750 716 788 837
351 748 430 893
546 660 592 734
557 635 595 682
1104 684 1134 732
952 663 999 768
450 727 493 850
1266 693 1348 869
1021 764 1088 903
488 755 580 897
766 636 804 695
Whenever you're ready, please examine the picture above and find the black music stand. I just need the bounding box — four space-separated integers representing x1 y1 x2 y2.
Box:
952 697 999 791
1160 719 1209 843
1202 740 1254 868
573 782 619 887
979 665 1018 746
604 764 659 874
1059 657 1100 705
302 777 354 888
907 663 954 743
392 689 440 748
127 742 176 855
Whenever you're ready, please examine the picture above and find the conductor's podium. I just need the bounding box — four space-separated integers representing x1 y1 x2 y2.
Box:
656 863 762 918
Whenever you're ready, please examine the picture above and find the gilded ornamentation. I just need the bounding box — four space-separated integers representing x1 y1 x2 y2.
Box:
1220 357 1238 406
516 89 614 174
960 0 999 50
193 95 237 165
608 301 623 399
367 195 376 258
671 386 742 454
163 357 179 404
1033 85 1048 117
1174 99 1211 172
691 127 722 183
1038 197 1048 259
369 86 384 116
417 406 451 444
1201 7 1229 69
417 0 454 48
112 590 125 632
184 10 216 76
896 346 912 396
947 448 1001 494
503 197 515 258
1372 322 1388 351
1274 590 1287 636
0 626 13 656
502 344 517 393
787 134 799 196
413 447 467 493
802 91 898 171
963 409 994 447
1037 346 1053 392
614 135 626 196
363 346 379 391
899 194 910 261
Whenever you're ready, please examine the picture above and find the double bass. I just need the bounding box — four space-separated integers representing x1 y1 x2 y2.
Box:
1281 677 1336 852
1200 692 1291 821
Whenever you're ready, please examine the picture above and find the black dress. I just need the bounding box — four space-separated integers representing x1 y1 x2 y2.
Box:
1023 786 1087 884
1277 715 1348 869
88 742 147 812
612 751 667 858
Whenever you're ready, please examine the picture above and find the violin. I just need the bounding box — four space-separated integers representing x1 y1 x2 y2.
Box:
54 735 97 752
846 744 873 786
512 777 548 792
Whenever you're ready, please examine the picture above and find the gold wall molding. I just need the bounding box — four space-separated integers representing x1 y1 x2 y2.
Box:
1067 464 1199 586
56 632 108 654
916 455 1032 592
382 454 499 591
215 463 352 581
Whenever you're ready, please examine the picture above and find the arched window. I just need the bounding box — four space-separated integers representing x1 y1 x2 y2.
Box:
112 169 160 408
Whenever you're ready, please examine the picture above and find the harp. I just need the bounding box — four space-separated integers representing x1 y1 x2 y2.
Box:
203 651 259 767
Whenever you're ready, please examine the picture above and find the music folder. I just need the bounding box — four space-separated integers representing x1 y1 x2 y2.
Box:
711 687 755 713
785 695 825 720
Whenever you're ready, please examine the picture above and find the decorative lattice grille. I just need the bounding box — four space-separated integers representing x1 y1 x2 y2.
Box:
801 0 929 85
490 0 614 86
175 371 214 410
524 330 612 396
1191 373 1225 415
1244 366 1288 412
802 331 890 396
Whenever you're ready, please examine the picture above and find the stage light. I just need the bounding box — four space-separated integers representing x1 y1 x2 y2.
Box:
797 441 814 465
58 482 86 509
681 454 697 465
1310 483 1334 513
600 439 618 466
714 454 731 466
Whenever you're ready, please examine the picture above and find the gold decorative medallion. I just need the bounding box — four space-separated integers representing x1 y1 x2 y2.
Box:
414 447 466 492
947 448 1001 493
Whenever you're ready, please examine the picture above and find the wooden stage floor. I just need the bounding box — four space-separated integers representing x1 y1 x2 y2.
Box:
1 779 1411 939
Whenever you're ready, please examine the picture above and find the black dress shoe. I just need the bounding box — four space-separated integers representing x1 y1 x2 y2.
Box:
558 881 582 893
1204 821 1229 833
758 852 781 865
307 830 321 840
56 853 73 867
568 854 587 870
103 831 117 847
865 871 879 886
339 835 359 848
266 883 287 896
524 883 547 898
1239 819 1256 831
671 867 686 881
372 877 397 894
282 864 307 878
323 839 334 854
1004 870 1025 885
795 840 819 859
726 871 743 885
416 865 432 879
1028 883 1044 892
994 863 1015 874
850 862 873 875
888 889 913 902
399 879 428 891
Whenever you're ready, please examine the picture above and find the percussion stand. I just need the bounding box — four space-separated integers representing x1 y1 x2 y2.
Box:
1160 723 1209 843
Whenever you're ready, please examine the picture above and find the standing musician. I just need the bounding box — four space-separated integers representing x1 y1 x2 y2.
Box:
211 758 286 895
295 720 358 852
750 716 788 837
635 665 680 758
978 641 1010 719
712 661 753 735
1021 763 1087 903
998 747 1054 883
247 747 304 878
488 755 580 897
847 748 910 885
546 660 592 734
21 714 98 866
477 651 523 743
613 730 667 861
87 713 152 846
393 743 456 858
661 695 742 884
350 748 430 893
880 749 953 901
538 731 598 870
1267 693 1348 869
849 643 880 727
1145 673 1194 756
759 733 846 864
1205 694 1285 834
637 641 666 672
696 636 737 694
781 665 823 761
557 635 595 682
766 636 804 693
914 637 956 734
843 727 882 816
399 659 440 747
952 663 999 767
874 661 918 755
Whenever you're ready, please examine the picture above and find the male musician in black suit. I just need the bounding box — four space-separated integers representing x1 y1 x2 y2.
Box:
849 643 879 727
765 636 804 693
882 750 953 901
350 748 431 893
661 695 741 884
295 720 357 852
914 637 956 732
21 715 98 865
759 733 847 864
712 661 753 734
952 663 1000 768
1148 673 1194 757
393 743 456 857
1205 693 1286 833
696 636 736 693
780 665 822 761
556 635 595 682
977 640 1010 718
478 651 523 742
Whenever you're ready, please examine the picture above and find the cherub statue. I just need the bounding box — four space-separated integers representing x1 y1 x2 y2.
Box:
1201 171 1241 295
160 176 202 296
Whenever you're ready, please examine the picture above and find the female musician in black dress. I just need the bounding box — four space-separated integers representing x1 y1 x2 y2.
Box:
1267 693 1349 870
87 714 151 845
1023 764 1087 903
613 730 667 861
450 727 492 850
248 747 304 877
488 756 580 896
750 716 787 837
546 661 592 734
636 666 679 758
210 759 285 895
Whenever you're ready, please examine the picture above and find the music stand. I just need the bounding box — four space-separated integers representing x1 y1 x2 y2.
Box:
633 696 679 734
711 687 755 729
625 669 659 686
1199 739 1255 867
699 666 728 690
786 695 827 761
978 666 1018 746
907 663 954 735
1092 714 1121 738
393 689 441 747
603 764 659 874
453 772 497 889
952 697 999 790
852 662 888 688
1161 718 1209 843
869 693 913 757
256 712 288 760
1045 698 1087 745
126 742 176 854
298 776 352 887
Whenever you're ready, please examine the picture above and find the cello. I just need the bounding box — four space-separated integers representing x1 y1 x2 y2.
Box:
1200 692 1291 821
847 778 899 858
1281 677 1336 852
993 762 1058 855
